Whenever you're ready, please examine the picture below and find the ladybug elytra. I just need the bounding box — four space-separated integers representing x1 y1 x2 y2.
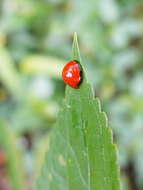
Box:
62 60 82 88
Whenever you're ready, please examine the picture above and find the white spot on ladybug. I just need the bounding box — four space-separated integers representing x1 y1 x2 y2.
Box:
66 72 72 78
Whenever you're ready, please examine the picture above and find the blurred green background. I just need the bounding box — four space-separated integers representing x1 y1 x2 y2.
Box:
0 0 143 189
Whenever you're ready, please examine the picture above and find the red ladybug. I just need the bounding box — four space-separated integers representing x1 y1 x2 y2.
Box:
62 60 82 88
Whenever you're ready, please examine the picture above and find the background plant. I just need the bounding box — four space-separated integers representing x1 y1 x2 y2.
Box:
0 0 143 189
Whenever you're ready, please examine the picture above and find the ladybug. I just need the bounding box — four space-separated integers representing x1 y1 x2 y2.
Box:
62 60 82 88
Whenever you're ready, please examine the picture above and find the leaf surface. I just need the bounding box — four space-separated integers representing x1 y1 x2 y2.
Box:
0 120 26 190
36 33 121 190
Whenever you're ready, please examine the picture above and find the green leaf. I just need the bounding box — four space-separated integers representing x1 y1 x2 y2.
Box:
0 47 21 97
36 33 121 190
72 32 81 62
0 120 26 190
20 55 65 78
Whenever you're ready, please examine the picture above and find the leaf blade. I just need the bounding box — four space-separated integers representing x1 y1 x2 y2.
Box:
36 34 121 190
0 120 26 190
72 32 81 62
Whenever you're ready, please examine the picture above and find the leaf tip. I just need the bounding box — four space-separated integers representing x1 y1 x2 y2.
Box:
72 33 81 62
73 32 77 39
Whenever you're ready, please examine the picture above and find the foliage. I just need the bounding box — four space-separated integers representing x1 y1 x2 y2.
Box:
0 0 143 189
36 34 121 190
0 120 25 190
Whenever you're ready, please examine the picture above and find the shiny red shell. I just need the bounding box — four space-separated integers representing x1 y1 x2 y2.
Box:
62 60 82 88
